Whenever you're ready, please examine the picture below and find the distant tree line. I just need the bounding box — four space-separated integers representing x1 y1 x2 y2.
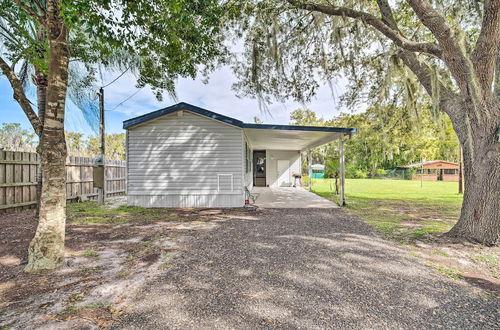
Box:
291 104 459 179
0 123 125 160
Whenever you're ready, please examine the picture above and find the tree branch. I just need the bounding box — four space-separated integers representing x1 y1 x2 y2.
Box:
32 0 47 16
287 0 443 58
405 0 476 98
0 56 42 135
11 0 45 25
376 0 400 31
397 50 455 105
472 0 500 100
375 0 456 114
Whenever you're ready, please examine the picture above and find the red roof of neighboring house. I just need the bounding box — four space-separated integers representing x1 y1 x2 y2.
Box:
398 160 458 169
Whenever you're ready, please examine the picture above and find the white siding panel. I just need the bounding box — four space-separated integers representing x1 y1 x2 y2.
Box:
127 111 244 207
128 194 244 208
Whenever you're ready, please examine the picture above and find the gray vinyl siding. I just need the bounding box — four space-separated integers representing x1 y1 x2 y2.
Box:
127 111 244 207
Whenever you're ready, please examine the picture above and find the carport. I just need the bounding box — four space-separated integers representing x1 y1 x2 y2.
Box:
244 123 356 206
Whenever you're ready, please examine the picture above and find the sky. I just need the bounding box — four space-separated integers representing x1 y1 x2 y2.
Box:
0 65 350 136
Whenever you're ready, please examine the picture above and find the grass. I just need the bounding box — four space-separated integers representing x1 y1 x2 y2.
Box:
472 254 499 278
313 178 463 206
82 250 99 257
67 202 163 224
428 263 464 279
57 302 109 319
473 254 499 267
312 179 462 243
431 249 454 258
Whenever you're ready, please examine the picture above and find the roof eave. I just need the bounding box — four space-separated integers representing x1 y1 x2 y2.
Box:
242 123 356 134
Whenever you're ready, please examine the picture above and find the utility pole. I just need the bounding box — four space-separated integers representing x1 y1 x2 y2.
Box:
97 87 106 205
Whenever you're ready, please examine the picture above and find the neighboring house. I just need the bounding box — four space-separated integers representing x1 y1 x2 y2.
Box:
398 160 460 182
123 102 355 208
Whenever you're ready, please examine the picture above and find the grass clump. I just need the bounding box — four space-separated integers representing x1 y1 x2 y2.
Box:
408 252 421 258
472 254 499 279
428 263 463 279
473 254 498 267
158 262 172 270
431 249 454 258
82 250 99 257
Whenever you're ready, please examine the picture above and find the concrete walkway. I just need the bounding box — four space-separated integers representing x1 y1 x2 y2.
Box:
114 208 497 329
251 187 338 208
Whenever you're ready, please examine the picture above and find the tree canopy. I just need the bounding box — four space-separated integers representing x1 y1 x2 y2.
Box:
1 0 234 271
291 104 459 177
230 0 499 244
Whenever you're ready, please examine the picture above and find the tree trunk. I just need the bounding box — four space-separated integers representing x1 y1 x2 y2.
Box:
458 146 463 194
35 69 47 217
447 102 500 245
25 1 70 272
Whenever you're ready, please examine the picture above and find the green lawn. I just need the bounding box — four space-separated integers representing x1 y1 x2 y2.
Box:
311 179 463 243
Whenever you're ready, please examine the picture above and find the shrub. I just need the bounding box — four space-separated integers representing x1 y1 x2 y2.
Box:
354 169 367 179
374 168 388 177
345 165 368 179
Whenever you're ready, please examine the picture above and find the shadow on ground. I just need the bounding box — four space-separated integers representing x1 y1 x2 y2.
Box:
114 208 499 329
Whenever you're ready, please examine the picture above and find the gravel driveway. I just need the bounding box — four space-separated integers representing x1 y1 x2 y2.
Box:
114 208 499 329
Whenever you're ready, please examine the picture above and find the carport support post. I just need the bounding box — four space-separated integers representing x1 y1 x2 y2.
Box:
339 138 346 206
307 150 312 191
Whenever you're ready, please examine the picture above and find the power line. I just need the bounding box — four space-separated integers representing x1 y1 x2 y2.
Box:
101 67 130 88
107 87 145 112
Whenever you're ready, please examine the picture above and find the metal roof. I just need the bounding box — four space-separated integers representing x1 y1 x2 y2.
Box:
123 102 356 134
398 160 459 168
123 102 244 129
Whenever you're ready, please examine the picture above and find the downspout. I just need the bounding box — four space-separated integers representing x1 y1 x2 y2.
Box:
339 137 346 206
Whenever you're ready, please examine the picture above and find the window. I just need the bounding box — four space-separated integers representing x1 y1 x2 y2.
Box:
416 169 437 174
444 169 458 174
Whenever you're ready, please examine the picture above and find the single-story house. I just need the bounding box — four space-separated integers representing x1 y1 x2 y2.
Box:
123 102 356 208
398 160 460 182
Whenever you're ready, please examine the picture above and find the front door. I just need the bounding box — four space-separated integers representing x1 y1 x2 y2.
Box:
253 151 266 186
437 169 443 181
277 160 291 187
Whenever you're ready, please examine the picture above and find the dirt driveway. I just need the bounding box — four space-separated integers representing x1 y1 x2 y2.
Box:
114 208 498 329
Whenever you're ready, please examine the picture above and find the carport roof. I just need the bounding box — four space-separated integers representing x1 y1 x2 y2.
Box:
123 102 356 151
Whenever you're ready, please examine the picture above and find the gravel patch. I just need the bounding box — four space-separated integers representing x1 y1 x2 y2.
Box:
114 208 499 329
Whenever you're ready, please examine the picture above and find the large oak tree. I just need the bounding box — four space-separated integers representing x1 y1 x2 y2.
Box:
232 0 499 244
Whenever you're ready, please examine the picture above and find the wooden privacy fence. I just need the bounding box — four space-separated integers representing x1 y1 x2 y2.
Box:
0 151 126 212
